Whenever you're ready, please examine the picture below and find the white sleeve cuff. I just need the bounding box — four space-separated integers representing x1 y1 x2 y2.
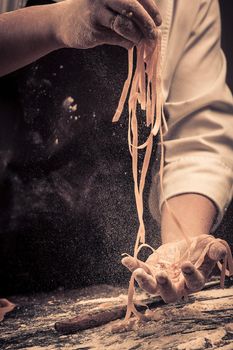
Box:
149 156 233 231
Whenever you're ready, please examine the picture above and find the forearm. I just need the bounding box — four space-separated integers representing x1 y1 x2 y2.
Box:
161 193 217 244
0 4 63 77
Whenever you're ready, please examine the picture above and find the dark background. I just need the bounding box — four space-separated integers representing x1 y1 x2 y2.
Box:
0 1 232 296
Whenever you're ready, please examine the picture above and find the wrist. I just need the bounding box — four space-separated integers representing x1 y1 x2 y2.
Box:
161 194 216 244
48 2 68 49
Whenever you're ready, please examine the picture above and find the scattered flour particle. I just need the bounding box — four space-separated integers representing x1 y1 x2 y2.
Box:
69 104 77 112
62 96 75 110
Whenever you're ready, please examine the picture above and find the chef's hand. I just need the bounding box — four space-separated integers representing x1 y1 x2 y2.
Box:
55 0 162 50
122 234 228 303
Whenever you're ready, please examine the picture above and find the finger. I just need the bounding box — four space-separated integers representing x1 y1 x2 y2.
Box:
95 7 142 45
105 0 157 41
133 268 157 294
98 28 134 49
122 256 152 275
198 242 227 279
155 272 178 303
112 14 142 45
137 0 162 26
208 241 227 261
181 261 205 292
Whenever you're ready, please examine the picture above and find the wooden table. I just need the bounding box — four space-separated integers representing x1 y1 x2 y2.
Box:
1 284 233 350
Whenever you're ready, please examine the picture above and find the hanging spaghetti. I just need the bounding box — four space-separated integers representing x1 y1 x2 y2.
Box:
113 30 168 321
113 31 166 253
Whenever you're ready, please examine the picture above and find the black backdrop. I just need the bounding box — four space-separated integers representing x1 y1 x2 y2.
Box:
0 1 232 295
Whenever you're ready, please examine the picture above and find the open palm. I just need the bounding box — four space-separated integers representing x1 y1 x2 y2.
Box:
122 234 232 303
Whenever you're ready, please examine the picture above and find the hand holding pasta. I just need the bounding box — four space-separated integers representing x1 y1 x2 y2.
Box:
56 0 162 49
122 234 233 303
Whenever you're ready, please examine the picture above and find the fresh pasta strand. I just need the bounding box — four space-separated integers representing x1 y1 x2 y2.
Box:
112 29 233 322
113 31 168 321
113 32 181 247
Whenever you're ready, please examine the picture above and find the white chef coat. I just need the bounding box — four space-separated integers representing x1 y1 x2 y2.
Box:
149 0 233 231
0 0 27 12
